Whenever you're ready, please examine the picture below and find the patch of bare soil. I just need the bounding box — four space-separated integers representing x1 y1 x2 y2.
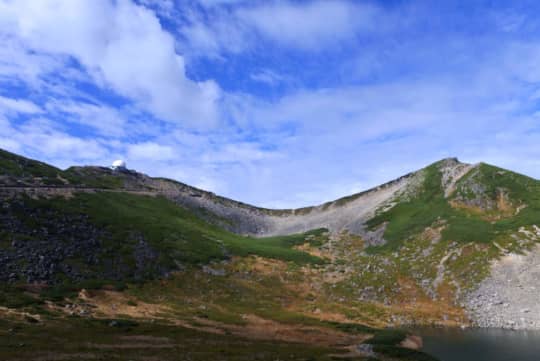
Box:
0 306 42 323
388 300 467 327
59 286 368 348
245 256 289 275
76 289 169 319
294 243 333 260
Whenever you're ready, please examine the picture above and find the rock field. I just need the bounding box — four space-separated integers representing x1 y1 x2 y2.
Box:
466 227 540 329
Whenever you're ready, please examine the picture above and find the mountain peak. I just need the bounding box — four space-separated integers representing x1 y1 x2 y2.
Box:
434 157 463 168
442 156 460 163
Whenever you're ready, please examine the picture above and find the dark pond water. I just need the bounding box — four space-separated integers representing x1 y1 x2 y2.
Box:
416 327 540 361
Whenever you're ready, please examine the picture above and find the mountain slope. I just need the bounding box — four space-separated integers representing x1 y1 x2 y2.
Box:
2 148 540 359
1 186 327 285
366 159 540 249
0 149 457 239
2 149 540 297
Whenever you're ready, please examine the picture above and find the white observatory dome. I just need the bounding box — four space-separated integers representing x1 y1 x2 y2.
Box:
111 159 127 169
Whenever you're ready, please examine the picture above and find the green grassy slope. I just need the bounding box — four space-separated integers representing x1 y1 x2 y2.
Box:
0 148 134 188
366 161 540 252
1 192 323 289
0 317 339 361
0 149 63 181
47 192 324 265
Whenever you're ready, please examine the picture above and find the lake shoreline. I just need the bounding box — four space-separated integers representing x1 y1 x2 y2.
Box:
410 326 540 361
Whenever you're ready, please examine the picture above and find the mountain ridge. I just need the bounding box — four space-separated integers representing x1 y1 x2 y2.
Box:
1 148 495 239
4 148 540 360
1 149 484 212
2 147 540 335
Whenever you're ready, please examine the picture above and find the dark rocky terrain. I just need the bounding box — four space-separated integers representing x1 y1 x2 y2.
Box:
0 197 167 285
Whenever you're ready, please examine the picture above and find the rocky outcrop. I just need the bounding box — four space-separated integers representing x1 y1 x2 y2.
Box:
439 158 477 197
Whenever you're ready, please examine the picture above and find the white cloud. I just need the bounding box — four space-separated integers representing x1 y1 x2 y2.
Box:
0 95 43 114
236 1 379 50
138 0 175 17
45 100 127 137
0 117 109 166
181 0 385 56
127 141 176 161
181 8 248 57
201 142 282 163
0 36 66 87
0 0 221 127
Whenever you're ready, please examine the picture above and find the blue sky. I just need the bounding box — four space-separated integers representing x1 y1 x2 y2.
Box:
1 0 540 208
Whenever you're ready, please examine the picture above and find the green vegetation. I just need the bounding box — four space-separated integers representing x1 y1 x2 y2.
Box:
366 164 446 247
460 163 537 203
244 228 329 250
0 148 128 188
0 149 63 184
0 266 435 361
366 161 540 253
0 317 340 361
63 167 126 189
0 190 324 308
38 280 127 303
365 329 407 345
0 286 41 308
325 321 374 334
32 192 324 268
126 258 318 327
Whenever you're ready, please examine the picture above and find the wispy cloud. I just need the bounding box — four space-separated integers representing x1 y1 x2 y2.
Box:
180 0 388 57
45 100 128 137
235 1 381 50
0 117 109 166
0 95 43 114
127 141 176 161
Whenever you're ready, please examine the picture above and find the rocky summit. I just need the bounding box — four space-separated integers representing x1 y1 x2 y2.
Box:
2 148 540 360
